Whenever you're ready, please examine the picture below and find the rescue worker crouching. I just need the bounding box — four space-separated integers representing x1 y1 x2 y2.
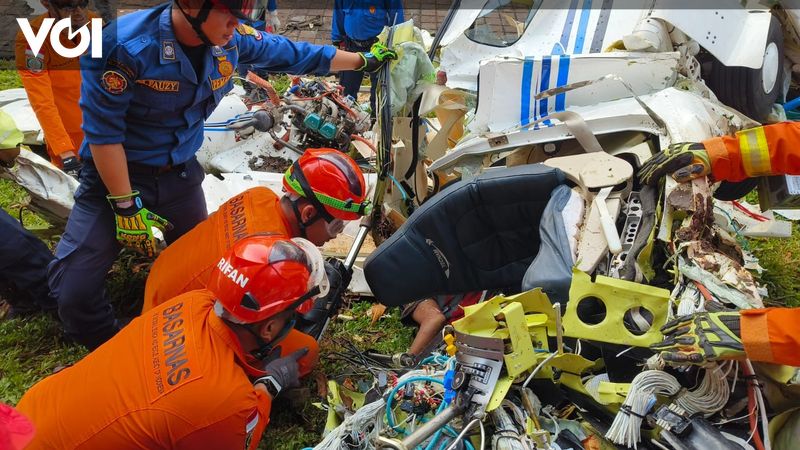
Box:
49 0 397 350
142 148 370 377
18 234 328 449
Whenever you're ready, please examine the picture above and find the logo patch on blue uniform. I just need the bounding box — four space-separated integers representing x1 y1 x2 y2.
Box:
211 46 225 57
236 23 262 41
136 79 179 92
210 75 232 91
101 70 128 95
162 40 176 60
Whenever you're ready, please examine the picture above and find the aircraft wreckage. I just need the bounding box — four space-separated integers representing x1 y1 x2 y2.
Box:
3 1 800 449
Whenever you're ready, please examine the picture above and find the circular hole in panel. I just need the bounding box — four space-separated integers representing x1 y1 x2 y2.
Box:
623 307 654 336
576 296 606 325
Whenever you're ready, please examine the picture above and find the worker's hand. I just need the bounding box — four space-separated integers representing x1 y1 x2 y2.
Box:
267 10 281 32
262 347 308 394
638 143 711 185
325 257 352 292
650 312 744 365
61 155 82 179
357 42 398 73
107 191 173 258
333 40 346 50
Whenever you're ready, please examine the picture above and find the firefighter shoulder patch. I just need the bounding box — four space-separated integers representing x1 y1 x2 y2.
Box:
236 23 262 41
136 79 180 92
101 70 128 95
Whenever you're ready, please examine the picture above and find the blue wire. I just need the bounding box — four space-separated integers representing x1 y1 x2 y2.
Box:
388 174 409 200
385 377 445 429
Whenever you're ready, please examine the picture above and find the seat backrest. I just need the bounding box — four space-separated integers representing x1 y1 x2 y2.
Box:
365 164 566 307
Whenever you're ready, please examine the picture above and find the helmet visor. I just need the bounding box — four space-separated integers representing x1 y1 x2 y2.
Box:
215 0 264 22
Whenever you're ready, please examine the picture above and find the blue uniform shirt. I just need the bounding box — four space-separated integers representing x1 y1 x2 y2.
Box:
79 3 337 166
331 0 405 43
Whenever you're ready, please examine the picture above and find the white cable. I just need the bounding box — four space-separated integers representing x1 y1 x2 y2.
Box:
673 363 730 416
745 360 771 450
522 352 558 389
606 370 681 448
444 419 486 450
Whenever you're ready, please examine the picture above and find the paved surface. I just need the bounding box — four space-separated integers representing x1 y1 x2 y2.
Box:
1 0 451 58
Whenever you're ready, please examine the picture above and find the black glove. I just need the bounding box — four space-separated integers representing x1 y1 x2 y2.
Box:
296 258 352 339
256 347 308 397
61 156 82 178
325 257 353 291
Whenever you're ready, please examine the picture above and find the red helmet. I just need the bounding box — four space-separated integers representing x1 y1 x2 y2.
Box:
209 235 329 324
283 148 371 221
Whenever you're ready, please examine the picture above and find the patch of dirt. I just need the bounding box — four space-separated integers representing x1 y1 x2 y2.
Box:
248 155 293 172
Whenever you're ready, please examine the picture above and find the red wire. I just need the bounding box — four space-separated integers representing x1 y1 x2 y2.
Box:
732 200 769 222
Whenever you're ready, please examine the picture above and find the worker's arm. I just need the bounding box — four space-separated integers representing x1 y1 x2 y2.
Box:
79 37 137 193
740 307 800 367
90 143 132 196
703 122 800 182
237 28 394 74
14 33 77 160
640 122 800 185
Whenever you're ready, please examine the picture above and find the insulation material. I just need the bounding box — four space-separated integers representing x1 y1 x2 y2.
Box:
714 200 793 238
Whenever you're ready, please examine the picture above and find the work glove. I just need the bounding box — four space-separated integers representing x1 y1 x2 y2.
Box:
357 42 398 73
638 142 711 186
257 347 308 397
107 191 173 258
61 155 82 179
325 257 353 292
650 312 745 365
267 10 281 32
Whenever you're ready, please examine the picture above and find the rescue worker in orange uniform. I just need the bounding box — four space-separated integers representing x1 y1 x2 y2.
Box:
17 234 328 449
14 0 96 175
142 148 370 375
640 121 800 367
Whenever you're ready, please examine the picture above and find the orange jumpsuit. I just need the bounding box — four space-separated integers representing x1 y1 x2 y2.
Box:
741 308 800 367
14 13 90 164
703 122 800 182
143 187 319 376
17 292 273 450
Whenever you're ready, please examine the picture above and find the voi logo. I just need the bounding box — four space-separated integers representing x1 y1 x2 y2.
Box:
17 18 103 59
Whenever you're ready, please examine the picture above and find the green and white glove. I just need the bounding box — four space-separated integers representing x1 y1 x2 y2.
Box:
357 42 398 73
650 312 745 365
638 142 711 185
107 191 173 258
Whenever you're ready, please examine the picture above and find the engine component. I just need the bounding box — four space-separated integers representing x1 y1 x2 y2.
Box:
283 79 372 152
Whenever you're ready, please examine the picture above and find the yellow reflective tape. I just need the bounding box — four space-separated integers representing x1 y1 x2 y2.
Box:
738 127 772 176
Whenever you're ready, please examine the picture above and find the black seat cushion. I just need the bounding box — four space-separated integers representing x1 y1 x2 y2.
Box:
365 164 566 306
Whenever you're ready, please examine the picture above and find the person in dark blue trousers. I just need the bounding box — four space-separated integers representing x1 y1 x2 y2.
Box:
0 111 56 317
332 0 404 117
49 0 397 349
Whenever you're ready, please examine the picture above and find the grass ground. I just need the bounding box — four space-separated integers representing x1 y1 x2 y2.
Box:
0 61 798 449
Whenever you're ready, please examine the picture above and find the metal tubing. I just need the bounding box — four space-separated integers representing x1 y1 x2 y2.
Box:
399 404 464 449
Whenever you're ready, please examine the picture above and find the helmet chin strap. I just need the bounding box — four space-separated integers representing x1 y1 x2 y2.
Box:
236 318 296 361
174 0 215 47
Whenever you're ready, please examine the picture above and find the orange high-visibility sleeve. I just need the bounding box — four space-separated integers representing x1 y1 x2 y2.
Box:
703 122 800 182
143 187 291 311
740 307 800 367
14 14 85 162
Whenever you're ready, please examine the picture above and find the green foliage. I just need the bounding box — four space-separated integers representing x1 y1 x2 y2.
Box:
0 60 21 90
0 315 87 405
